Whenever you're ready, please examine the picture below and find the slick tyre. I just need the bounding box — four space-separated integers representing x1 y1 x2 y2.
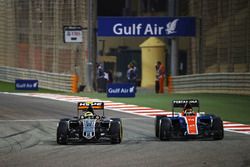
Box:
57 121 69 144
212 117 224 140
159 117 172 141
155 116 165 137
110 120 123 144
111 118 121 122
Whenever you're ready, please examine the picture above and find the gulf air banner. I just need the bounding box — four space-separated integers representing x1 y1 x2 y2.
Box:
15 79 39 90
107 83 135 97
98 17 196 37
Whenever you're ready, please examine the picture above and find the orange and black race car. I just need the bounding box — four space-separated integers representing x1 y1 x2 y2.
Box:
155 99 224 140
57 102 123 144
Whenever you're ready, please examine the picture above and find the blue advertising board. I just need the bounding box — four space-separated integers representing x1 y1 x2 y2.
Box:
107 83 135 97
15 79 39 90
98 17 196 37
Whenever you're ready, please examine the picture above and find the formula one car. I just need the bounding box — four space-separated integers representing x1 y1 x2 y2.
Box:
155 99 224 140
57 102 123 144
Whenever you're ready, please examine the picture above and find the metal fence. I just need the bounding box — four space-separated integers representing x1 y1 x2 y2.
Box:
172 73 250 95
0 0 88 88
188 0 250 74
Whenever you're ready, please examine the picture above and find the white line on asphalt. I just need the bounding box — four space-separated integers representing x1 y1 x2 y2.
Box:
224 129 250 134
0 119 59 122
120 117 153 120
223 124 248 127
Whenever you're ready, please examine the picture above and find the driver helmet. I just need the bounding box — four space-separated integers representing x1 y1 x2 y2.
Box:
84 111 94 118
87 105 94 113
183 102 193 114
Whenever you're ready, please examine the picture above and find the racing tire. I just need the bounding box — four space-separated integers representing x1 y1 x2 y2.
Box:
110 120 123 144
155 116 165 137
57 121 69 145
212 117 224 140
111 118 121 122
95 122 101 140
159 117 172 141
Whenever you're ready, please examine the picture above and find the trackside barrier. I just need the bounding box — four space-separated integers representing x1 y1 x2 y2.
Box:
172 73 250 95
0 66 72 92
71 74 79 93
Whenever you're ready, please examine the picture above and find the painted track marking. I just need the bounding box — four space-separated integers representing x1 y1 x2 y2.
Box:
2 92 250 135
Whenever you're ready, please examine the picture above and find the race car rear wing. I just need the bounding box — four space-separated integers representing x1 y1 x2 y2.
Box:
172 99 200 115
172 99 199 108
77 102 104 110
77 102 104 117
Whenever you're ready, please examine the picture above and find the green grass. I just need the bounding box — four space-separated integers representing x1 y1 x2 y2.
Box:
1 81 250 124
0 81 64 93
77 91 250 124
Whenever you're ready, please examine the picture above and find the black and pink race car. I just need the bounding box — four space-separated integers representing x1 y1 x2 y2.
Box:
57 102 123 144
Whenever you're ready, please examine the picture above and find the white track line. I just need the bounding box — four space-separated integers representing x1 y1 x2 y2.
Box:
0 119 58 122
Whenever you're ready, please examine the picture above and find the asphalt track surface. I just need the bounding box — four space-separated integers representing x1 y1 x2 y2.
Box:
0 94 250 167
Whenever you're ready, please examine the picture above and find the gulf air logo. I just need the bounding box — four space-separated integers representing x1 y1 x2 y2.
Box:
166 19 179 34
129 86 134 93
33 82 38 87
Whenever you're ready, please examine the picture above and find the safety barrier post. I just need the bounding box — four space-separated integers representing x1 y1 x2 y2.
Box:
71 74 79 93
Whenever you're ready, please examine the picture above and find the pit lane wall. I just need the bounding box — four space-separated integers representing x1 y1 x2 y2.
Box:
0 66 72 92
172 73 250 95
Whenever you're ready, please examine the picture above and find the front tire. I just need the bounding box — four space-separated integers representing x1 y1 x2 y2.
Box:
159 117 172 141
110 120 123 144
212 117 224 140
155 116 165 137
57 121 69 144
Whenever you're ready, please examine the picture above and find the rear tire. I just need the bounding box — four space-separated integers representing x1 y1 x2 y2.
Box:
57 121 69 144
110 120 123 144
212 117 224 140
159 117 172 141
155 116 165 137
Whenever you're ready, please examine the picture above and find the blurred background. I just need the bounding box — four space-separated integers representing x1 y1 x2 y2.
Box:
0 0 249 93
